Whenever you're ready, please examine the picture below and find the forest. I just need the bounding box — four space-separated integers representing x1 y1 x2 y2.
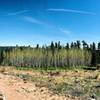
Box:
0 40 100 68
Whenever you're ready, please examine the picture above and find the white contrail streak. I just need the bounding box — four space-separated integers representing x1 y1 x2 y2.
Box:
47 8 96 15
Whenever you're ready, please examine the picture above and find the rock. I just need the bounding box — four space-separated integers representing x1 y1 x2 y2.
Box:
96 64 100 70
90 98 96 100
0 93 3 97
95 84 100 88
74 78 80 83
97 74 100 80
0 68 5 73
0 91 6 100
0 97 3 100
49 72 60 76
90 94 97 100
40 87 47 93
27 86 36 92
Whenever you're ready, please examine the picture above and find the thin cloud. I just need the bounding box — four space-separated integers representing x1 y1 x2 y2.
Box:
23 16 43 24
47 8 96 15
0 10 30 16
60 28 72 35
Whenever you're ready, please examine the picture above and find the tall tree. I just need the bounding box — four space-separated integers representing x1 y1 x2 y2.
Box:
82 40 87 49
76 40 81 49
65 43 69 50
98 42 100 50
36 44 39 49
58 41 61 50
70 42 74 48
93 42 96 50
50 41 55 57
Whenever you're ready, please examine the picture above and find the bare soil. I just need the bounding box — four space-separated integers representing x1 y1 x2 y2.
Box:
0 67 99 100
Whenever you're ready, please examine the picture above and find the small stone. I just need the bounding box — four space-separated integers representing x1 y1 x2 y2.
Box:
74 78 80 83
0 98 3 100
95 84 100 88
97 74 100 80
90 94 97 100
90 99 96 100
40 87 47 92
28 87 36 92
0 96 3 100
0 93 3 96
96 64 100 70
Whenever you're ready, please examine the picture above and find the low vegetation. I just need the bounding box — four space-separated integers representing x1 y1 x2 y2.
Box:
1 66 99 99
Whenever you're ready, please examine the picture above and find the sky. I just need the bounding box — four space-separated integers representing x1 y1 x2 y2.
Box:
0 0 100 46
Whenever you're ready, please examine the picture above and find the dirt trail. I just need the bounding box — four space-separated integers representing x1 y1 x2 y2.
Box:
0 74 29 100
0 73 71 100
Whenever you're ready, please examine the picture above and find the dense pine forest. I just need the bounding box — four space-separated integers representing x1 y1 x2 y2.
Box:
0 40 100 68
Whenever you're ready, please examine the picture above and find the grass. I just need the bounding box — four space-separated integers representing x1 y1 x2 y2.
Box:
15 65 88 72
15 65 98 73
14 66 100 99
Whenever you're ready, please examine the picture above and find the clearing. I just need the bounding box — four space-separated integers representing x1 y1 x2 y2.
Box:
0 66 99 100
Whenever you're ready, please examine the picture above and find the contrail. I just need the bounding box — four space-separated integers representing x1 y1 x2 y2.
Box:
0 10 30 16
47 8 96 15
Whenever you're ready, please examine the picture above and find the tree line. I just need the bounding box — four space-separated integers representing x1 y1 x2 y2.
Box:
0 40 100 68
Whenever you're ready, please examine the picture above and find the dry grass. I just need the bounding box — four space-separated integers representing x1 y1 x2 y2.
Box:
0 66 100 100
0 67 6 73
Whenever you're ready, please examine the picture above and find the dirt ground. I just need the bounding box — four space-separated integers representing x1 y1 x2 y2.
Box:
0 73 69 100
0 67 99 100
0 67 75 100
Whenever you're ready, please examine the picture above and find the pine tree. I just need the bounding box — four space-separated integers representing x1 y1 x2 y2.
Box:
98 42 100 50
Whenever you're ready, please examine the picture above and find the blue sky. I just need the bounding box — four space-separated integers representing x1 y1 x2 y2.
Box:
0 0 100 46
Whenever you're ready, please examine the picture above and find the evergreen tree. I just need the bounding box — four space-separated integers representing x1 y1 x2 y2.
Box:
65 43 69 50
36 44 39 49
93 42 96 50
82 40 87 49
76 40 81 49
70 42 74 48
98 42 100 50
